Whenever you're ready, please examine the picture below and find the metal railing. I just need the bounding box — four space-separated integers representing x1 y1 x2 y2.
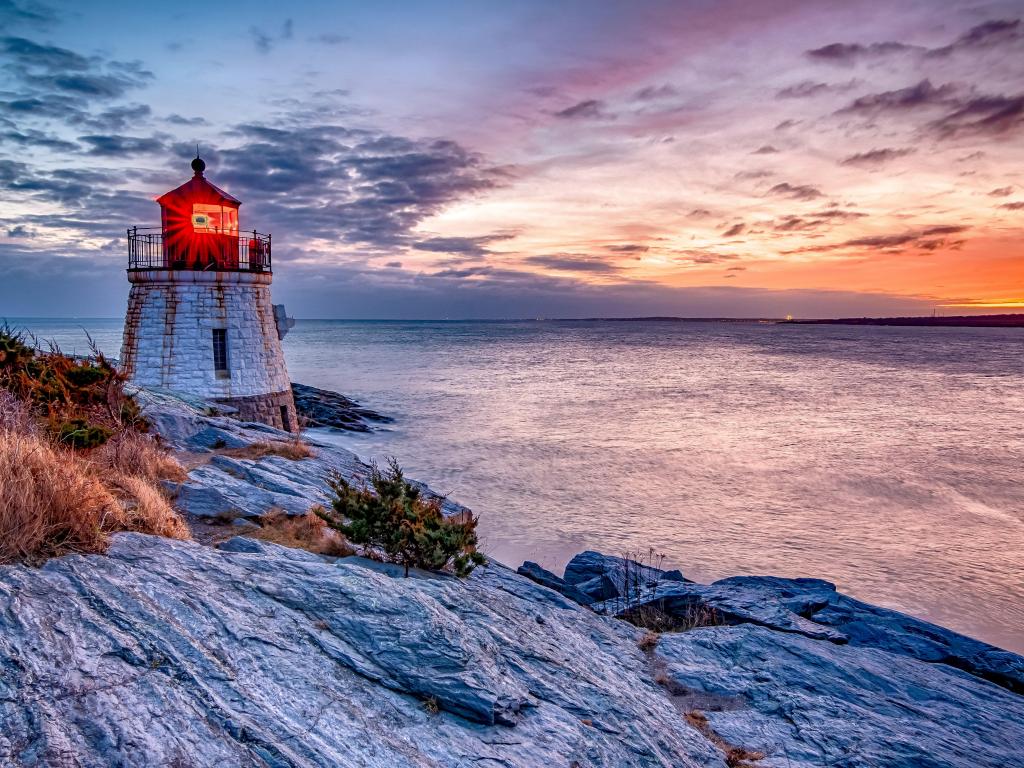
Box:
127 226 272 272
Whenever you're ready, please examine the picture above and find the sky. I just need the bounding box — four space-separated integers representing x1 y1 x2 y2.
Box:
1 0 1022 319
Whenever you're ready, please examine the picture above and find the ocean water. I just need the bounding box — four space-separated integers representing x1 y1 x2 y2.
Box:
8 317 1024 653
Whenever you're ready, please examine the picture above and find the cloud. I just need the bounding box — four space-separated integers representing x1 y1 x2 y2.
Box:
928 93 1024 139
928 18 1022 57
166 114 208 126
606 243 648 254
0 36 153 138
250 19 293 53
752 145 779 154
208 122 506 250
78 134 165 156
989 186 1014 197
806 41 918 63
632 84 678 101
0 37 153 100
772 208 866 231
767 182 823 201
807 18 1021 64
1 126 76 151
554 99 608 119
837 80 958 115
785 224 968 254
776 80 857 99
1001 202 1024 210
671 249 739 265
840 147 916 167
523 254 622 273
773 216 820 232
722 223 745 237
0 0 56 26
412 234 513 258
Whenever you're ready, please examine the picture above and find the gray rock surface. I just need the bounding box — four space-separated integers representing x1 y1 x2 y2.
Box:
0 534 721 768
135 387 469 522
658 625 1024 767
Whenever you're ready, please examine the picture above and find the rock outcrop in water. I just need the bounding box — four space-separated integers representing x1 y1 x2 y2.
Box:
1 385 1022 767
291 382 392 432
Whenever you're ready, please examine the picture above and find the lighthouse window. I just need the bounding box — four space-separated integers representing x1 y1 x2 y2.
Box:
192 204 238 235
212 329 229 375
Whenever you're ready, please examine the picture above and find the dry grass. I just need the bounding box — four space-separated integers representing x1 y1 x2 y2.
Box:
622 602 724 633
107 473 191 540
221 438 315 461
247 506 353 557
422 696 440 716
0 390 36 435
92 431 187 483
685 711 766 767
0 387 191 564
0 428 119 564
638 631 660 651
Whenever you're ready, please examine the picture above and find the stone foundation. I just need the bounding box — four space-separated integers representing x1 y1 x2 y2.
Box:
121 270 291 399
121 269 296 433
214 389 298 432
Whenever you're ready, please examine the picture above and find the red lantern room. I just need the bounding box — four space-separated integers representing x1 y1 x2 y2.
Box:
128 156 271 273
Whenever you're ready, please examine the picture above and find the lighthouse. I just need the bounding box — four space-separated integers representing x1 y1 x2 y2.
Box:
120 156 297 431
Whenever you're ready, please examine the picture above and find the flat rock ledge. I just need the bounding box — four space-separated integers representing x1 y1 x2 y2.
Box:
0 535 721 768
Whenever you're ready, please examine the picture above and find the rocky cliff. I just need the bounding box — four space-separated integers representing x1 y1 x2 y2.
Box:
0 388 1021 767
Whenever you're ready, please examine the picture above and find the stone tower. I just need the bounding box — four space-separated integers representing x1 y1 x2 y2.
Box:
120 156 297 431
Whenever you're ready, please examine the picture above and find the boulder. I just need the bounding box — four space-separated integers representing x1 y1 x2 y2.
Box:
517 561 595 605
563 550 688 603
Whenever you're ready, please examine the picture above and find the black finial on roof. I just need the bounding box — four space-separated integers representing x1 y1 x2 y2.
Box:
191 154 206 176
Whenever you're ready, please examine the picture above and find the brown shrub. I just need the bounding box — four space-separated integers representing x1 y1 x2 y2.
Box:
638 631 660 651
248 507 353 557
622 602 724 633
107 473 190 541
221 439 315 461
93 431 187 483
0 429 118 563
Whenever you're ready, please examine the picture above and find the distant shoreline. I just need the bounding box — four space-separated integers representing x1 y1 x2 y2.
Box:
780 314 1024 328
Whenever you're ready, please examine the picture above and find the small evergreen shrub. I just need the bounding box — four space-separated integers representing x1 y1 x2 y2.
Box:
53 418 113 449
318 458 486 577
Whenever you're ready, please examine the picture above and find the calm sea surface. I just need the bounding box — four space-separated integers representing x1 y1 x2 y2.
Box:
9 317 1024 653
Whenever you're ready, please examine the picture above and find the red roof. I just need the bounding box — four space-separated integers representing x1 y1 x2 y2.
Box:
156 173 241 208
